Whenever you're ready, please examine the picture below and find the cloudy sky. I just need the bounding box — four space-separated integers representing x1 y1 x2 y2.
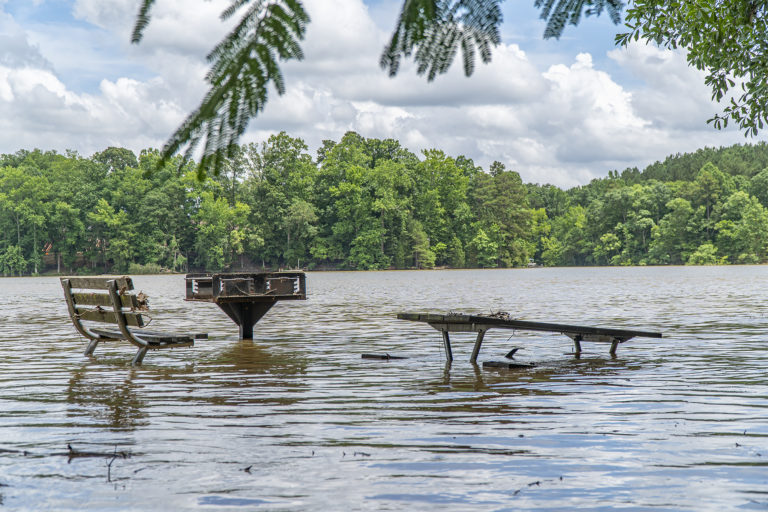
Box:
0 0 761 187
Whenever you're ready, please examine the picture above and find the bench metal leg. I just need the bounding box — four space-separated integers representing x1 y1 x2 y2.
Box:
609 339 619 357
441 330 453 362
132 346 149 366
573 335 582 357
84 339 99 356
470 329 486 363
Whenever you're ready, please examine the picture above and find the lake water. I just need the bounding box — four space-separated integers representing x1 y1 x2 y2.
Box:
0 267 766 510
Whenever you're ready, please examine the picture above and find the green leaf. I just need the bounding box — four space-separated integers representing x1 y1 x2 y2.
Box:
131 0 156 43
381 0 503 81
535 0 624 40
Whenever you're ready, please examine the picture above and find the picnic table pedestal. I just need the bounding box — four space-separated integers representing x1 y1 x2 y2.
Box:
185 272 306 339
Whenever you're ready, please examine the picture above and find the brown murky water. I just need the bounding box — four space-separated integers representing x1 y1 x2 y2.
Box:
0 267 767 510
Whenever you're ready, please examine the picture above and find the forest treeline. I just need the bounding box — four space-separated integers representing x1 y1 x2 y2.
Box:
1 131 768 276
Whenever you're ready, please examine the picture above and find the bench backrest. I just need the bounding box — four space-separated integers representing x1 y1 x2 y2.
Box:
61 276 148 330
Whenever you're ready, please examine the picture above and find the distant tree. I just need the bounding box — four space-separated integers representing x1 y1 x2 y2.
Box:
687 242 720 265
92 147 138 173
690 162 734 238
194 191 253 271
87 198 133 271
471 167 533 266
0 245 26 276
715 191 768 263
468 228 498 268
409 219 436 268
648 198 695 264
749 168 768 207
593 232 621 265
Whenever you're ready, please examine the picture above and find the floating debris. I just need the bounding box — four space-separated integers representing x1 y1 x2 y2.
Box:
361 353 408 360
67 444 129 460
483 361 536 369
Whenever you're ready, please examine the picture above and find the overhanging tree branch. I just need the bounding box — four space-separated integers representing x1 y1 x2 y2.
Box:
132 0 309 177
380 0 504 81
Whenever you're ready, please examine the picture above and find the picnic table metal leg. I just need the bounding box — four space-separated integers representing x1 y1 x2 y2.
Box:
470 329 486 363
441 330 453 362
573 334 583 357
609 338 620 357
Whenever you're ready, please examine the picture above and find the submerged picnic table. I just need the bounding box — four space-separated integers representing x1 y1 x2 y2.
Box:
185 272 306 339
398 312 663 362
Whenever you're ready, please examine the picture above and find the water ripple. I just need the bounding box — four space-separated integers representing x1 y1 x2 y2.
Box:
0 267 767 510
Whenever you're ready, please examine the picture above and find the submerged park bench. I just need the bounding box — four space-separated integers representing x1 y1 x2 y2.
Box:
61 276 205 366
61 272 306 365
398 312 663 363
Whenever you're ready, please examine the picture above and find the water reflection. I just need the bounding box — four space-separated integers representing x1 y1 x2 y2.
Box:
64 338 312 428
209 338 310 376
1 267 768 510
66 367 147 431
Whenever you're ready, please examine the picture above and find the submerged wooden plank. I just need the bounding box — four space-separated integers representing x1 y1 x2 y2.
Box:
92 328 205 343
361 353 408 360
136 332 193 343
483 361 536 369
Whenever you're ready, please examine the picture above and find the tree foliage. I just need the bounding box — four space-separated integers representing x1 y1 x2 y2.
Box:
616 0 768 136
380 0 503 80
535 0 623 39
3 138 768 275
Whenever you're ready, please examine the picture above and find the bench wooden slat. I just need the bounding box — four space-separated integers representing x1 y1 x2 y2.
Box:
72 292 140 309
91 328 193 344
65 276 133 290
91 328 207 342
75 308 145 327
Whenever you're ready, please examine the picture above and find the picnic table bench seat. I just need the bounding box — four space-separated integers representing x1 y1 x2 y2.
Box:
398 312 663 362
61 276 206 366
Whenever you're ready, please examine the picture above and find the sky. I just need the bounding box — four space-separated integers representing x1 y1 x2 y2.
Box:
0 0 762 187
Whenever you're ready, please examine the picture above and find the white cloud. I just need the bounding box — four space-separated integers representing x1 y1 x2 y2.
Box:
608 42 718 130
0 64 182 152
72 0 135 30
73 0 231 55
0 10 51 69
0 0 756 187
